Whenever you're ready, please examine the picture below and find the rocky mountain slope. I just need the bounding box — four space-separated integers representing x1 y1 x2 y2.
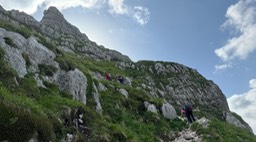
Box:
0 6 255 142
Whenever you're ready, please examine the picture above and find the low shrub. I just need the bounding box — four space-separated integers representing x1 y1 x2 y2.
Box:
38 64 58 76
0 101 54 142
4 37 17 48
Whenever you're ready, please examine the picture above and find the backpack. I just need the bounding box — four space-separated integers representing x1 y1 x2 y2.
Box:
183 104 192 111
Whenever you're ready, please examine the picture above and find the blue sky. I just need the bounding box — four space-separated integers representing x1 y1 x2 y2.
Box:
1 0 256 134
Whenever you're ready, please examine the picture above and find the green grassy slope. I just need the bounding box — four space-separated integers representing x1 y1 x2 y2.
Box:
0 22 255 142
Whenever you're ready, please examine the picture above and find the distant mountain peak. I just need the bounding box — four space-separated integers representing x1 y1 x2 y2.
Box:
40 6 88 40
43 6 64 21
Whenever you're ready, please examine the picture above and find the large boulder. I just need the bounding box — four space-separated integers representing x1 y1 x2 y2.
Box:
52 69 87 104
161 102 177 119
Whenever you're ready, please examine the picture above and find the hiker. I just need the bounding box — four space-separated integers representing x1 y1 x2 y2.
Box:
117 75 125 84
105 72 112 81
182 103 196 123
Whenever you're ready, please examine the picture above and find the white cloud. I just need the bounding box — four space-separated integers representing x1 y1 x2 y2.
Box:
0 0 45 14
215 0 256 62
0 0 105 14
0 0 149 25
227 78 256 134
44 0 105 10
108 0 128 15
132 6 150 25
214 63 232 72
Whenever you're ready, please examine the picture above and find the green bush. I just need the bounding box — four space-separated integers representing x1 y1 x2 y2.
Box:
0 22 31 38
0 49 18 89
0 101 54 142
36 34 60 54
55 57 76 71
22 53 31 66
0 85 54 141
17 74 41 99
0 47 5 59
38 64 58 76
191 119 256 142
4 37 17 48
16 27 32 39
0 102 35 142
60 90 73 99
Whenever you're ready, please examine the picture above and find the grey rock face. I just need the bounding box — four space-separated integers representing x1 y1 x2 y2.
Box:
116 62 136 70
90 71 104 80
168 78 228 111
40 6 131 62
0 6 39 29
124 77 132 86
93 82 103 114
225 112 253 133
25 37 59 72
155 62 167 75
9 10 40 29
0 28 27 77
40 6 88 41
197 117 209 128
161 103 177 119
34 73 46 88
118 88 129 98
98 82 107 91
174 129 201 142
0 6 131 62
78 43 131 62
144 101 158 113
54 69 87 105
136 62 229 112
0 41 27 77
0 28 59 75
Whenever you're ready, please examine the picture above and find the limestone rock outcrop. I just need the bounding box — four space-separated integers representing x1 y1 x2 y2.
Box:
225 111 253 133
161 102 177 119
0 5 131 62
53 69 88 105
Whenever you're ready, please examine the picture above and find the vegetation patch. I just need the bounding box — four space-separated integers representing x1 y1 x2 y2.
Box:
38 64 58 76
1 22 256 141
22 53 31 66
0 48 18 90
0 22 31 38
99 87 186 141
4 37 17 48
191 119 256 142
0 85 54 142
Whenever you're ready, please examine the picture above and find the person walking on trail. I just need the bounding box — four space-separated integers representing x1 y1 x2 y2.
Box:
182 104 196 123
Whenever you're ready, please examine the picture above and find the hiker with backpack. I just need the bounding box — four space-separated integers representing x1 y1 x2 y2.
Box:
182 103 196 123
117 75 125 84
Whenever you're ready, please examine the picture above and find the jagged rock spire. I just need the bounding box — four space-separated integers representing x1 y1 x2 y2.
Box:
40 6 88 40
